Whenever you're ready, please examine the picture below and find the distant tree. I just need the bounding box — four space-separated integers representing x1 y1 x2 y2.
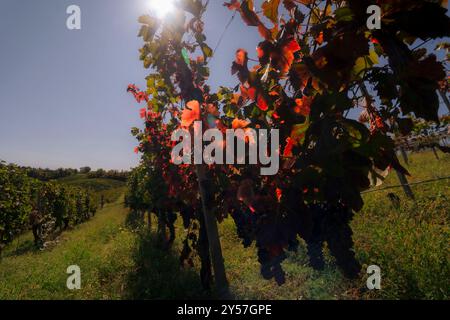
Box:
87 168 129 181
79 166 91 174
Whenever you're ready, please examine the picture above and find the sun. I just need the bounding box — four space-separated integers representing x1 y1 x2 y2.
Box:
148 0 175 18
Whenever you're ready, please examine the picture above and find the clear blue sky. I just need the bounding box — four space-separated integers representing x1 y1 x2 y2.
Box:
0 1 447 170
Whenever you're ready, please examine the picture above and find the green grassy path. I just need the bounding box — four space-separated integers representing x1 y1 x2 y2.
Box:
0 197 135 299
0 196 207 300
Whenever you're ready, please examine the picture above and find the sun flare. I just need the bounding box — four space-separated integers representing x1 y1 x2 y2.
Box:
148 0 175 18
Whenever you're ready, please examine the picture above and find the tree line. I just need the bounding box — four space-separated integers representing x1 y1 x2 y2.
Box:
15 165 129 182
87 169 129 182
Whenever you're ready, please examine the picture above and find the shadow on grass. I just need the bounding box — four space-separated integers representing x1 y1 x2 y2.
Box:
3 237 39 258
125 213 211 300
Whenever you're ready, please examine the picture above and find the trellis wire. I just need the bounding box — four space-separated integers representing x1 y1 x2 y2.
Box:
361 176 450 195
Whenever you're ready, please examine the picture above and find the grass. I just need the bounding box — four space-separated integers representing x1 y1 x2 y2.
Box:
0 151 448 300
353 151 450 299
0 197 134 299
0 197 207 300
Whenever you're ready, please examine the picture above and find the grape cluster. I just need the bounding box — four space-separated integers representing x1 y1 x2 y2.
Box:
306 203 361 279
232 201 361 284
231 206 291 285
231 207 257 248
258 247 287 285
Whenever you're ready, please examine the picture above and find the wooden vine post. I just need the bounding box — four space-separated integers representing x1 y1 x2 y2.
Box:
432 147 440 160
361 83 415 200
147 211 152 230
399 146 409 166
195 165 231 299
395 170 416 200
